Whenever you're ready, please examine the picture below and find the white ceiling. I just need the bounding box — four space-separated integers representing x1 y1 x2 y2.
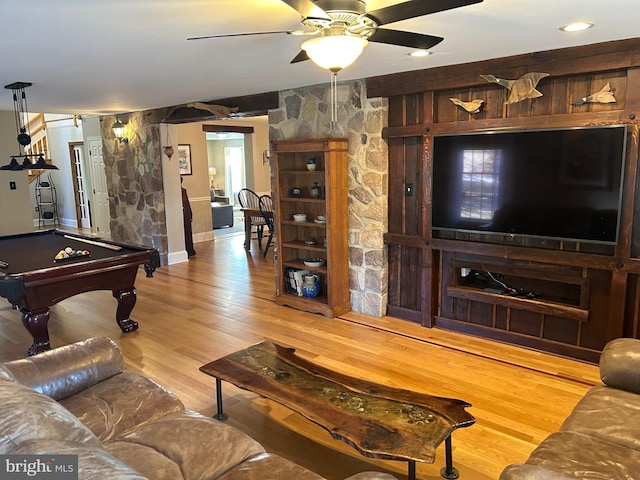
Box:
0 0 638 115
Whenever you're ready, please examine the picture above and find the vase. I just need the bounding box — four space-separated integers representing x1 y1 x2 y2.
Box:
301 274 320 298
310 182 322 199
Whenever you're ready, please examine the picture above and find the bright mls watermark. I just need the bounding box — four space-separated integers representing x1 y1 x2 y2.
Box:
0 455 78 479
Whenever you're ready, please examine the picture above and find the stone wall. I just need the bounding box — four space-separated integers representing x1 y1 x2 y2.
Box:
100 112 168 260
269 79 389 316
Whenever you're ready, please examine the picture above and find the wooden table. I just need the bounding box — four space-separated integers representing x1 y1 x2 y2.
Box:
241 207 261 251
200 341 475 479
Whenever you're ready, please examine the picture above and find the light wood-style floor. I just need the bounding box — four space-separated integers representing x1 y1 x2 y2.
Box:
0 231 601 480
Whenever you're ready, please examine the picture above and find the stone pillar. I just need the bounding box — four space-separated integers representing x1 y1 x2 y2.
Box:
269 79 389 317
100 112 168 261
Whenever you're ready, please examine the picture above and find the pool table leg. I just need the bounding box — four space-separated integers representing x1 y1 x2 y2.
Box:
113 288 139 333
20 308 51 356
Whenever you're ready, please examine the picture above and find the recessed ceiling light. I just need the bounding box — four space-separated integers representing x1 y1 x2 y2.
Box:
560 22 594 32
408 50 432 57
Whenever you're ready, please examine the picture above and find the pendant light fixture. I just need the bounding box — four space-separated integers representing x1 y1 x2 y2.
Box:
1 82 57 171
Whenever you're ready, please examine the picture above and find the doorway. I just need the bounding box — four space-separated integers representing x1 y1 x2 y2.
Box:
204 124 258 205
224 145 245 204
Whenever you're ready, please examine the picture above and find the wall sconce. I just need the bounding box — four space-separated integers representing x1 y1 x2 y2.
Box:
112 118 128 144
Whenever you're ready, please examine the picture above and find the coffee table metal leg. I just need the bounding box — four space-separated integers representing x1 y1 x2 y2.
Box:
408 460 416 480
214 377 228 421
439 435 459 479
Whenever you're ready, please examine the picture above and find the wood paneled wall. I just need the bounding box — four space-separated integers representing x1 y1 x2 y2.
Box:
368 38 640 362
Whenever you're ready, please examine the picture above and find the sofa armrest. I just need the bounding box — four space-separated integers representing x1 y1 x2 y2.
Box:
500 464 576 480
599 337 640 394
2 337 124 400
344 473 399 480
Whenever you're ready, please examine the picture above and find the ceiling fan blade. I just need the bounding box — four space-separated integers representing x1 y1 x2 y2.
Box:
279 0 331 20
368 28 443 50
187 31 293 41
367 0 483 26
290 50 310 63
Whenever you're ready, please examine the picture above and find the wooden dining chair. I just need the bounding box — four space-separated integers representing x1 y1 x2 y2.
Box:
238 188 265 250
258 194 275 257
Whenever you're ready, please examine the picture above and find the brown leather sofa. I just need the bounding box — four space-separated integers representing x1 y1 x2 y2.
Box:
500 337 640 479
0 337 397 480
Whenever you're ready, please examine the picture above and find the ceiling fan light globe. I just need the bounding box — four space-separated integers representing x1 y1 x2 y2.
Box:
302 35 367 71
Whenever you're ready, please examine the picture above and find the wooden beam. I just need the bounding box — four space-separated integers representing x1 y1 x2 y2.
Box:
143 91 279 124
366 38 640 98
202 125 254 134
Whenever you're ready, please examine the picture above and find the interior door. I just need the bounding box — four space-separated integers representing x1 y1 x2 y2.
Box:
87 136 111 237
69 143 91 229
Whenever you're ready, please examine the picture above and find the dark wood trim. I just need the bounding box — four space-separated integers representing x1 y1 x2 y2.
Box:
209 91 279 116
383 110 633 139
434 316 602 364
142 91 279 124
381 37 640 361
386 305 422 323
430 238 624 271
202 125 254 134
366 38 640 98
383 233 428 248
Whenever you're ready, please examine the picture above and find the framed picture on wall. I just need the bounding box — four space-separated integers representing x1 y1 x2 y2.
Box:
178 144 192 175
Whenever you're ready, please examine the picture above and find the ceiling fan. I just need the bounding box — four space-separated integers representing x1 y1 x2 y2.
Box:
188 0 483 71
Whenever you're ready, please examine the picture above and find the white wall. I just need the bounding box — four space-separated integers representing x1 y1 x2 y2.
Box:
161 123 188 264
38 115 84 227
81 115 101 215
0 111 44 232
0 170 33 235
0 111 18 164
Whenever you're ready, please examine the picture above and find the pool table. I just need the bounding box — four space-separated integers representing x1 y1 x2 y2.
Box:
0 229 160 355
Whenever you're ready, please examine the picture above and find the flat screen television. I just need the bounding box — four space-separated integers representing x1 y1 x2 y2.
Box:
431 124 627 245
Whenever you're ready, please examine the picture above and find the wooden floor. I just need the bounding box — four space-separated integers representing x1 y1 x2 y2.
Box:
0 231 601 480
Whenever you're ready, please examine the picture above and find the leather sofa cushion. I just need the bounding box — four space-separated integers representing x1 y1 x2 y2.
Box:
344 474 400 480
217 452 325 480
11 440 147 480
500 463 577 480
523 431 640 479
559 384 640 451
104 410 266 480
60 372 184 442
3 337 124 400
600 337 640 394
0 380 100 454
0 363 15 382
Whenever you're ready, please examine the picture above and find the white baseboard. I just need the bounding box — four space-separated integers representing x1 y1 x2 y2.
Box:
167 250 189 264
193 230 215 243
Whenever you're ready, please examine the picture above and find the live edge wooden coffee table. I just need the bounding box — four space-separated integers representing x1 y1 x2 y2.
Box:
200 341 475 479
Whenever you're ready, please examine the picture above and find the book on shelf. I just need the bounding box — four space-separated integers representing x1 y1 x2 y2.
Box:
284 267 297 295
284 267 310 296
293 269 310 296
